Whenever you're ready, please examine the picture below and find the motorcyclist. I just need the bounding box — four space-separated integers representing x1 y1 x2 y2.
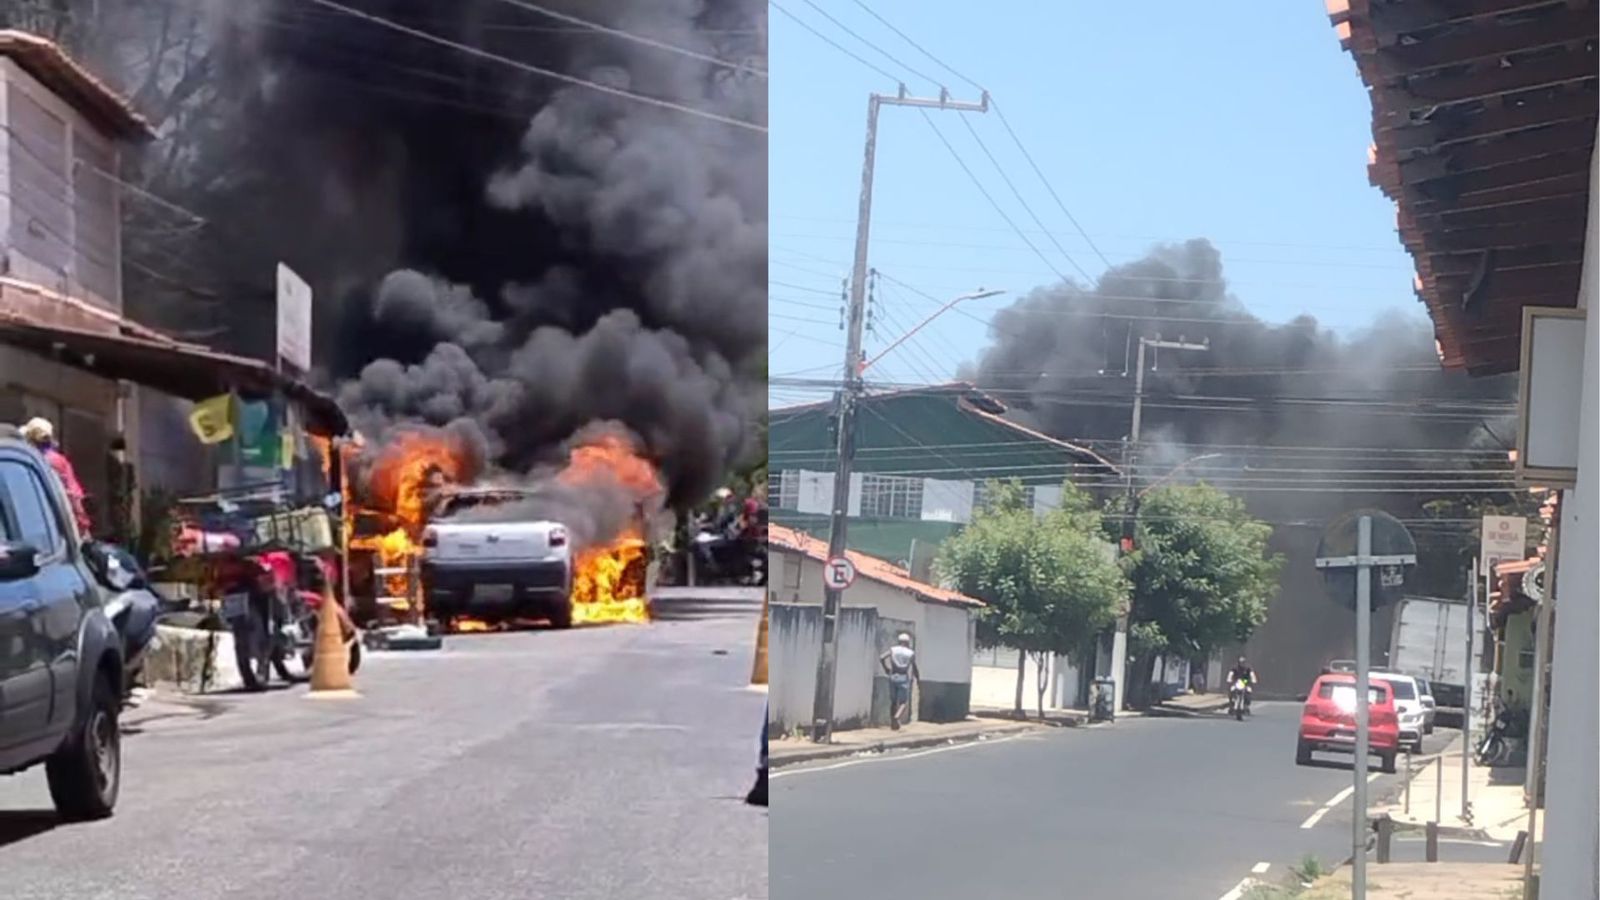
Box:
1226 656 1256 710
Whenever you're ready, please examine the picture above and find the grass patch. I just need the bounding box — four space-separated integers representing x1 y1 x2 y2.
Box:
1240 856 1336 900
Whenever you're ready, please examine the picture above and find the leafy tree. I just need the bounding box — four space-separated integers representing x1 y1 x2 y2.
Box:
936 480 1127 717
1120 483 1282 708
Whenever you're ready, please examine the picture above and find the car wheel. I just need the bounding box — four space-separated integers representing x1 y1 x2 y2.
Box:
1381 752 1398 775
46 670 121 820
1295 741 1313 766
547 596 574 630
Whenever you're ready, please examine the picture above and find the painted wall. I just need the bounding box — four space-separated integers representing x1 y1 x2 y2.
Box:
768 602 878 734
1540 123 1598 900
770 548 975 727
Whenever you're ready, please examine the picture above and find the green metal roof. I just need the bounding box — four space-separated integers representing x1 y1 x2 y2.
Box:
769 384 1116 485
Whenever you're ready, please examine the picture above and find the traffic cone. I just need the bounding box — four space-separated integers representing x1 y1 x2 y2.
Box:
750 596 768 686
309 585 356 696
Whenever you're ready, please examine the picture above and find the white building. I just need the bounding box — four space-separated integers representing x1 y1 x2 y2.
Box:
767 524 984 733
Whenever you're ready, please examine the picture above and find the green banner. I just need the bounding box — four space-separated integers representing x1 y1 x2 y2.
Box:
236 399 281 468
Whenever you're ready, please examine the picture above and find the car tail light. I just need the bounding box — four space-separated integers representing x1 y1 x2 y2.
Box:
422 528 438 548
549 527 568 548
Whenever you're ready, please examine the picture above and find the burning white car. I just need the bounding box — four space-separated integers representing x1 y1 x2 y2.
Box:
420 487 575 630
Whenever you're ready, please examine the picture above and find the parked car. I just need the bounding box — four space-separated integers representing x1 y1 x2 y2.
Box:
420 487 575 629
1296 672 1400 773
1371 671 1428 754
1412 674 1437 734
0 428 125 819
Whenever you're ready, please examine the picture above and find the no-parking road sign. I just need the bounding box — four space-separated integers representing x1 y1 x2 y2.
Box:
823 556 857 591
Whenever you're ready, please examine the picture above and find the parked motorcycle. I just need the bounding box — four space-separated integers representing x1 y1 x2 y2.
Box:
1474 703 1524 767
1229 679 1252 721
83 542 164 702
222 552 360 692
691 523 766 587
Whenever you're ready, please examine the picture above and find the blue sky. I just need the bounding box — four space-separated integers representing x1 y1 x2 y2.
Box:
767 1 1423 407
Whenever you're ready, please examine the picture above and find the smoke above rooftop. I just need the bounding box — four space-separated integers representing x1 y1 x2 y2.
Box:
964 239 1517 477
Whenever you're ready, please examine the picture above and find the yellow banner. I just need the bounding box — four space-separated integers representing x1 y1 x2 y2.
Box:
189 394 234 445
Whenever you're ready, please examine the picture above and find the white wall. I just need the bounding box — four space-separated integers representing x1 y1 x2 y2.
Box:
1540 127 1598 900
767 602 878 734
922 477 974 523
1033 484 1063 516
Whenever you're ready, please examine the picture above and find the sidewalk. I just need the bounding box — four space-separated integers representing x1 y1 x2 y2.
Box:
1292 863 1522 899
1374 736 1540 843
769 716 1044 768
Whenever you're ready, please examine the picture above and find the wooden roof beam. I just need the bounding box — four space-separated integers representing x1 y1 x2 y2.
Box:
1387 117 1598 181
1373 47 1596 111
1367 6 1597 78
1374 88 1595 152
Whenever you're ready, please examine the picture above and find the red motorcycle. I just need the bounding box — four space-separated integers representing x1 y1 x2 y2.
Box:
221 551 360 691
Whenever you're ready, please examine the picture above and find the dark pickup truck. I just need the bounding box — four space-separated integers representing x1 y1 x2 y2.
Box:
0 426 124 819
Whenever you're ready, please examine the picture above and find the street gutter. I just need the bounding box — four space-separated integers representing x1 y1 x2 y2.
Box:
770 724 1036 768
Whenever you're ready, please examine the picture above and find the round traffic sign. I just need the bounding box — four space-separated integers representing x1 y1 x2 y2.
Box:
823 556 857 590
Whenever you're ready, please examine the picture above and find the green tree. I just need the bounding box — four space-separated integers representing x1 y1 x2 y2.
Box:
1120 484 1282 708
936 480 1127 718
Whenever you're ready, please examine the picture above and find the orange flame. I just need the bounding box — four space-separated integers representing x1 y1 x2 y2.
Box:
559 432 660 626
365 430 477 535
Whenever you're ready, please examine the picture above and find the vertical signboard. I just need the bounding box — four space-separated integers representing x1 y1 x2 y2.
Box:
1480 516 1528 574
276 263 312 374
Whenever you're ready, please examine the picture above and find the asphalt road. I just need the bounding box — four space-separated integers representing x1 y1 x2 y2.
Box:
770 702 1477 900
0 590 768 900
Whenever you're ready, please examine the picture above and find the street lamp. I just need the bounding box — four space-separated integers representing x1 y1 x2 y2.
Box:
858 288 1004 374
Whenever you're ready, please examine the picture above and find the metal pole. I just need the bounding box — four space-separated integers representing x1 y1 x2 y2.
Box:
1524 510 1559 892
1463 557 1476 821
810 93 879 744
1353 514 1372 900
810 89 989 743
1436 753 1444 825
1405 751 1412 815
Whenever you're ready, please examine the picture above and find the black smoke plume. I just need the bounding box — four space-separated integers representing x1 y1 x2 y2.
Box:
967 239 1516 471
145 0 767 514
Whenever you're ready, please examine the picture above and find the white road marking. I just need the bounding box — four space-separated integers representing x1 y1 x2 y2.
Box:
771 733 1031 778
1217 877 1254 900
1251 861 1271 875
1300 772 1382 829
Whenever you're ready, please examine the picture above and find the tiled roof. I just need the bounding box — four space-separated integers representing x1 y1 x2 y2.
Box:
768 523 985 608
1326 1 1597 375
0 30 152 140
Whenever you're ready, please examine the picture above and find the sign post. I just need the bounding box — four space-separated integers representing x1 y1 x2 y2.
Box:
276 263 313 375
1317 510 1417 900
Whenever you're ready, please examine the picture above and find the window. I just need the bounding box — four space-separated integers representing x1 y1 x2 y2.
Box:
973 480 1036 514
781 555 802 591
772 469 800 510
1318 682 1388 705
859 474 923 519
0 460 63 555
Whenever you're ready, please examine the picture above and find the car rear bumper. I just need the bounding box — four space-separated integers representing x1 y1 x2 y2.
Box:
421 560 570 616
1299 725 1400 754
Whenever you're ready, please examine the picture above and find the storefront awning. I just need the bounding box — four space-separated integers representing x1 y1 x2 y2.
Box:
0 314 349 437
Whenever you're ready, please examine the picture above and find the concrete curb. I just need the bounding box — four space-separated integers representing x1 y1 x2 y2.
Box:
1147 699 1231 718
770 724 1034 768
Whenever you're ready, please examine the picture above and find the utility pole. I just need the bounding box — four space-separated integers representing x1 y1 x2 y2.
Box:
811 85 989 743
1113 335 1208 711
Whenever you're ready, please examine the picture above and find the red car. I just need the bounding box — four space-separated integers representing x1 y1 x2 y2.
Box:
1296 673 1400 773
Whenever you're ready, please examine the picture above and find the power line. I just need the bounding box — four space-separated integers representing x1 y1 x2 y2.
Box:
798 0 944 89
488 0 767 77
769 0 902 84
841 4 1114 270
917 108 1070 284
955 112 1094 282
304 0 766 133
